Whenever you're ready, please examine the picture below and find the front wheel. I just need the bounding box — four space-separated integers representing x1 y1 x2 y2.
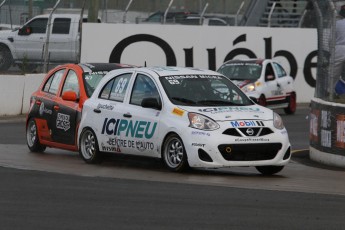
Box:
284 92 297 115
255 166 284 175
79 128 101 164
258 95 267 107
26 118 46 152
162 134 189 172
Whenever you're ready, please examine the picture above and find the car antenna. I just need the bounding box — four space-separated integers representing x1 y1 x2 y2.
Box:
144 61 147 67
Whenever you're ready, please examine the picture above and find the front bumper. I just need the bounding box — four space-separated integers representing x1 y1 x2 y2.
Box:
182 127 291 169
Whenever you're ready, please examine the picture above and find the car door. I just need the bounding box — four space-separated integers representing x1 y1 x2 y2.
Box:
272 62 294 99
263 62 282 103
13 17 47 61
123 73 162 157
37 68 66 142
94 72 134 154
48 17 76 62
50 69 80 146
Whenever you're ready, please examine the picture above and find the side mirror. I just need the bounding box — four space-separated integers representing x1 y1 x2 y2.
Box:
18 26 32 35
62 91 78 102
141 97 162 110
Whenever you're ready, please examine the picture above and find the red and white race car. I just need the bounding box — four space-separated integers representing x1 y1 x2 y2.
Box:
217 59 296 114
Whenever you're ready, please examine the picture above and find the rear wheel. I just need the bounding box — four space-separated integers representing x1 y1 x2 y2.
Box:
162 134 189 172
0 45 13 71
255 166 284 175
79 128 101 164
26 118 46 152
284 92 297 115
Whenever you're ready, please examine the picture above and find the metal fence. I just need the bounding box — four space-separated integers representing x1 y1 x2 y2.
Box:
311 0 345 103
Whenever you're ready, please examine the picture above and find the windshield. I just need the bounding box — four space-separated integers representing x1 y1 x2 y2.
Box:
160 74 254 106
218 63 262 81
83 73 107 97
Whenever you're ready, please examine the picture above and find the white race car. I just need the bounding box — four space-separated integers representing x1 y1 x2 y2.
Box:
77 67 291 175
217 59 296 114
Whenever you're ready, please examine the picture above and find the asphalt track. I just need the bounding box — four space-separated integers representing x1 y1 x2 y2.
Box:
0 104 345 229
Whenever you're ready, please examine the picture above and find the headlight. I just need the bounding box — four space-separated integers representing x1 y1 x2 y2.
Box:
273 112 285 130
242 83 255 92
188 113 219 130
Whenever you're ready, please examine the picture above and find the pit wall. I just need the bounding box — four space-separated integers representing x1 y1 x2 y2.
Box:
310 98 345 168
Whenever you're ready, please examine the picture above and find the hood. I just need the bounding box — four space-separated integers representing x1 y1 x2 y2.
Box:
0 29 16 38
231 79 256 88
178 104 273 121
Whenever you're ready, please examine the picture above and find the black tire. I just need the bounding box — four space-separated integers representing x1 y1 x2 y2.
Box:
255 166 284 175
258 94 267 107
79 128 101 164
162 134 189 172
284 92 297 115
0 45 13 71
26 118 46 152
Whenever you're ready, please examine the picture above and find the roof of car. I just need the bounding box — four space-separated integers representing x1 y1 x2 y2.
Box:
146 66 221 77
78 63 135 73
223 59 266 65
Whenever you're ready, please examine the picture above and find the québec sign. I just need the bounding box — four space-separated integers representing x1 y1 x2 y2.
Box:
81 24 317 102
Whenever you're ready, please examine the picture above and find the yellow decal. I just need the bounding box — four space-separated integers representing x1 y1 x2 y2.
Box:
172 108 184 116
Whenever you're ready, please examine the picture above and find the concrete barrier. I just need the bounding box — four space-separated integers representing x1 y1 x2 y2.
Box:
0 74 45 116
309 98 345 168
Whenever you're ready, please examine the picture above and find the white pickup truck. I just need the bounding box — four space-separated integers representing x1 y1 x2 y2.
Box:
0 14 82 71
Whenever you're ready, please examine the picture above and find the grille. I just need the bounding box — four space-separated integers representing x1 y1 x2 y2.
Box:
223 127 273 137
218 143 282 161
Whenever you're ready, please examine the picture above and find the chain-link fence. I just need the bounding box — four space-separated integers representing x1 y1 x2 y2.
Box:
311 0 345 103
0 0 250 74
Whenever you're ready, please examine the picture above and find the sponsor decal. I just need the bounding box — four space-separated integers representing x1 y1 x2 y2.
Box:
234 137 269 142
39 102 52 116
271 89 283 96
198 106 262 114
309 109 319 142
101 118 157 139
230 120 264 127
164 75 222 84
321 129 331 148
136 141 154 152
336 115 345 149
172 107 184 116
191 130 211 136
56 113 70 131
321 110 331 129
192 143 206 148
97 103 114 110
101 145 121 152
103 137 154 152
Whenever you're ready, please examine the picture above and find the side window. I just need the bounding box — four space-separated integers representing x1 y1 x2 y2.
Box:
130 74 160 106
62 70 79 96
52 18 71 34
99 79 114 100
99 73 132 102
27 18 48 34
265 63 275 81
43 69 65 95
273 63 287 78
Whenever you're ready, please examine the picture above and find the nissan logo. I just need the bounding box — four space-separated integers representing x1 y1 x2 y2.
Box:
246 128 255 136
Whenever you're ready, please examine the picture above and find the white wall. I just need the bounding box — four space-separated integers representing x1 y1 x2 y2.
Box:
0 74 45 116
81 24 317 103
0 24 318 116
